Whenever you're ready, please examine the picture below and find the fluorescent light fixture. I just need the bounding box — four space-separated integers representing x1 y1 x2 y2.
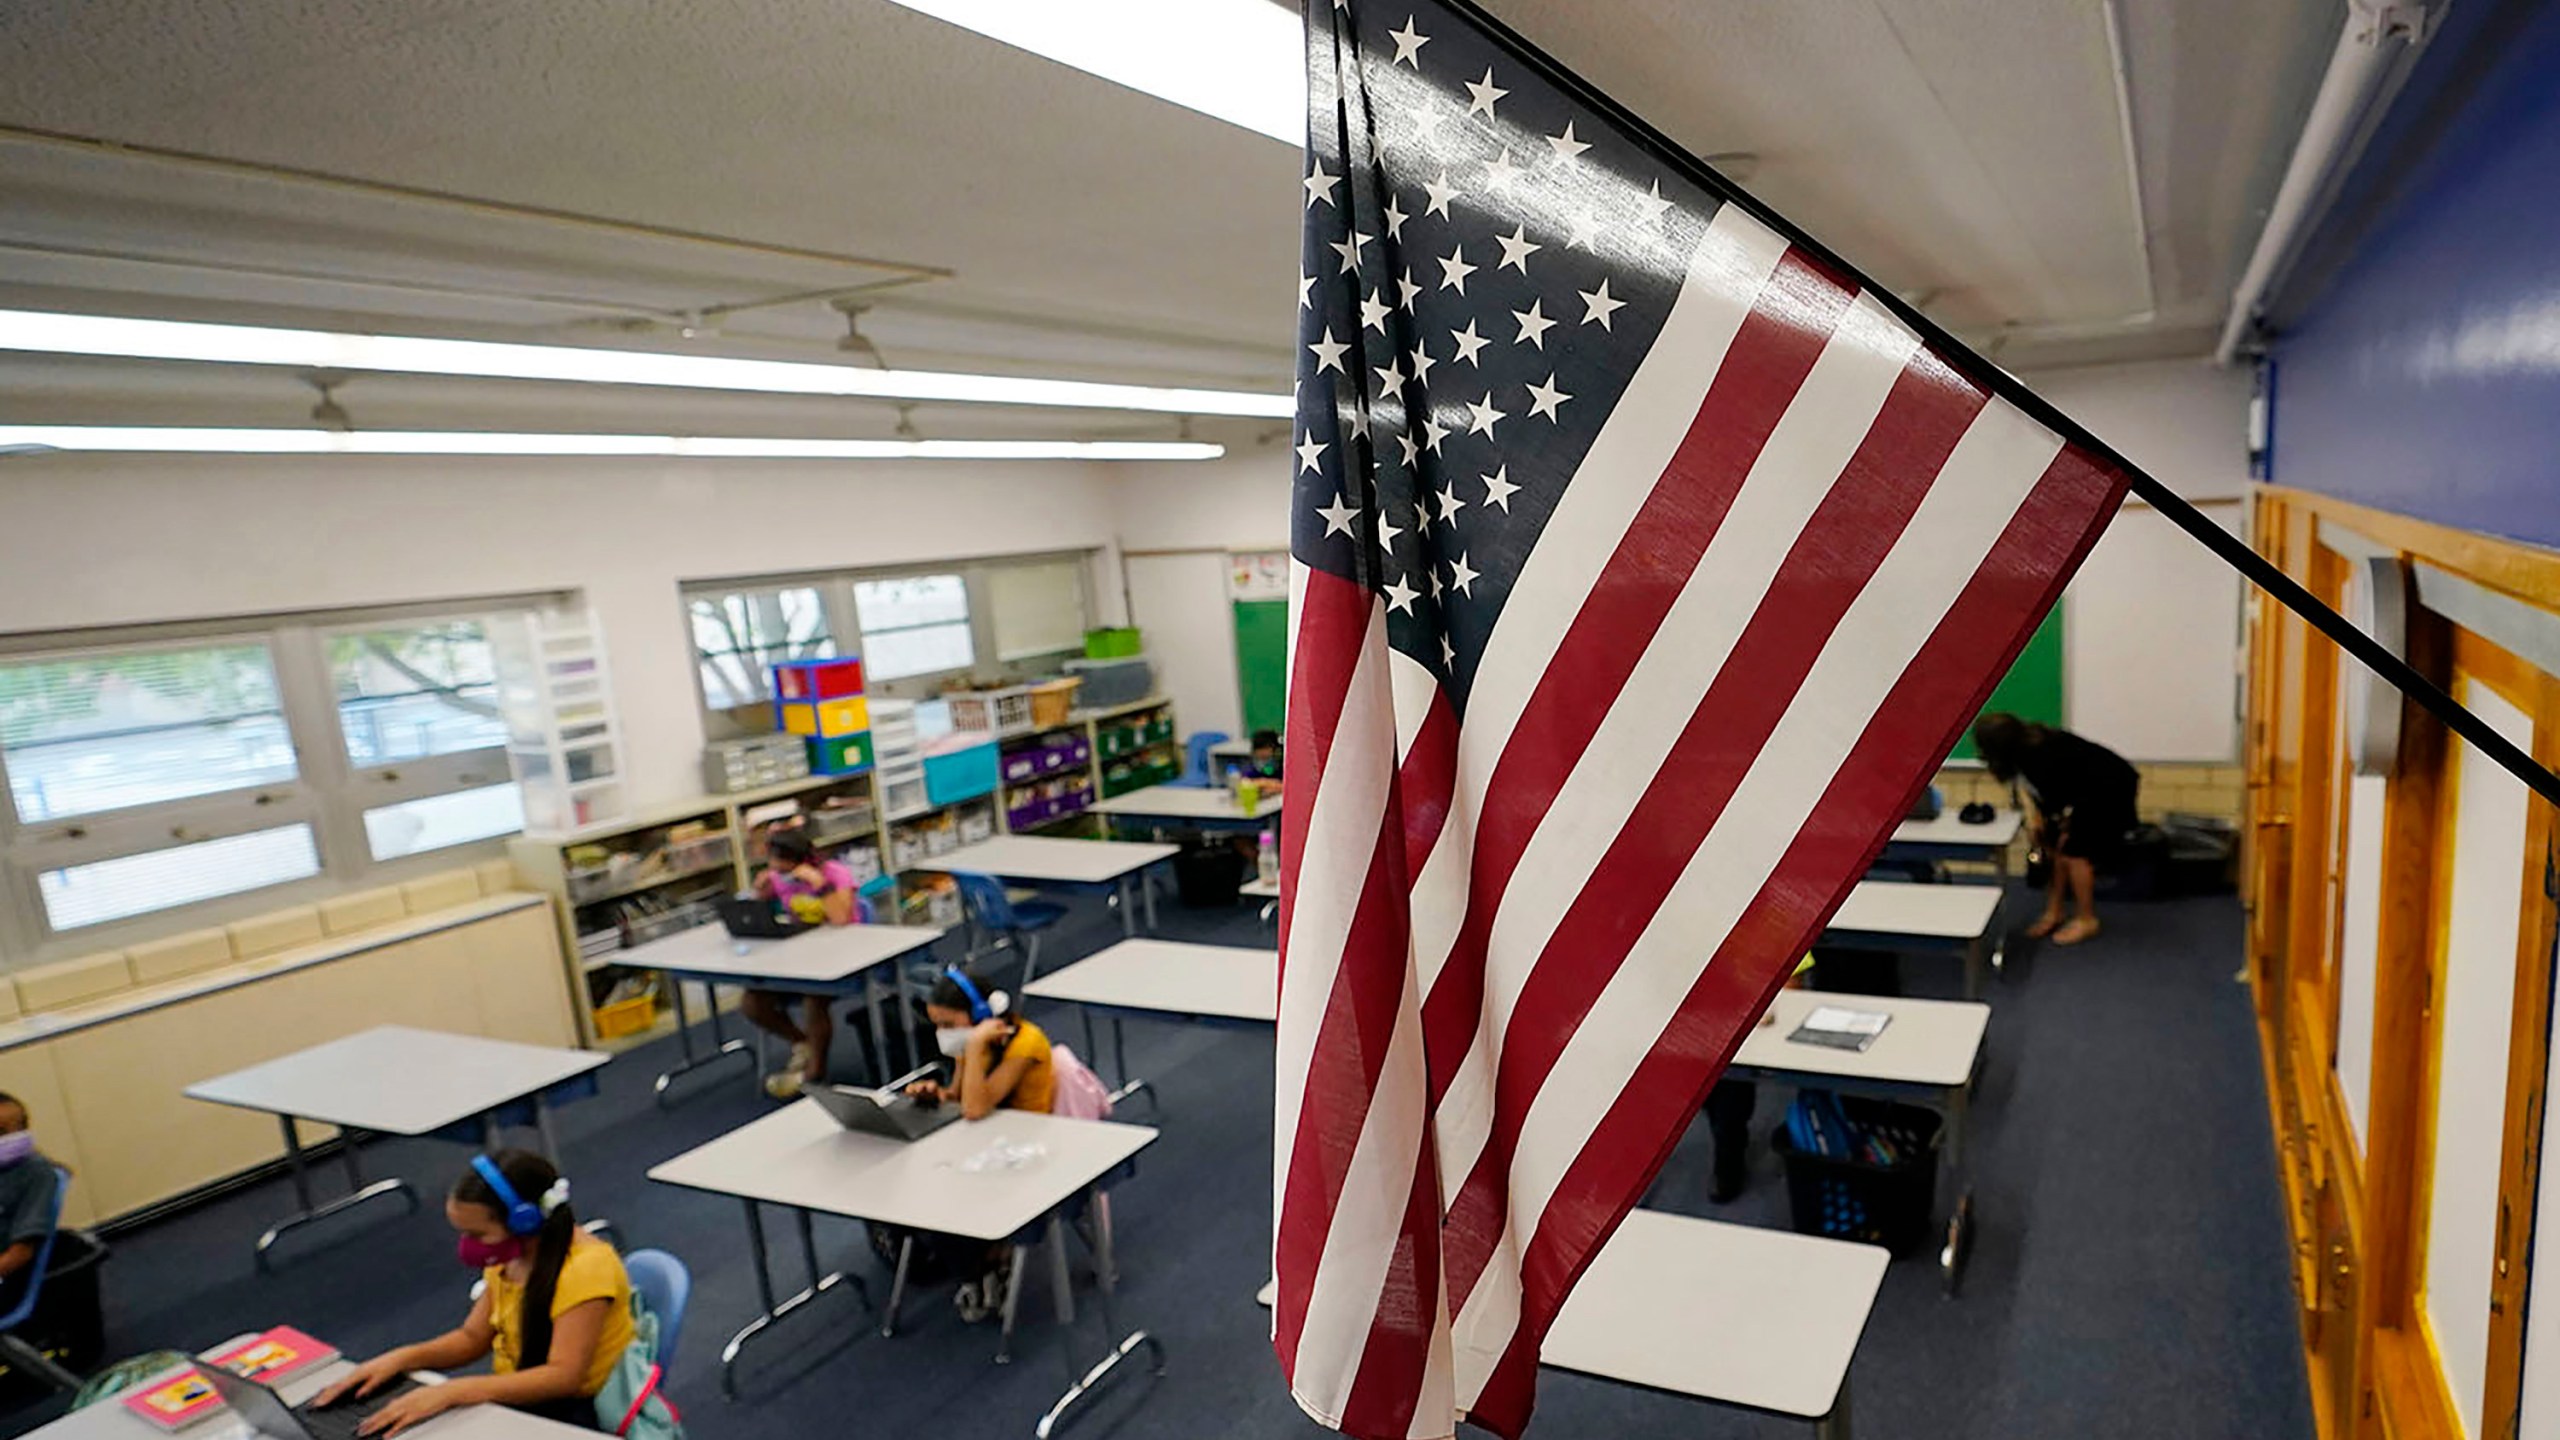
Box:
0 426 1225 460
0 309 1295 419
879 0 1303 145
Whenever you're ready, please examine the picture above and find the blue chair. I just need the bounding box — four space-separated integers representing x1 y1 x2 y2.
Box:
1175 731 1231 788
0 1168 85 1391
622 1248 692 1371
951 872 1068 989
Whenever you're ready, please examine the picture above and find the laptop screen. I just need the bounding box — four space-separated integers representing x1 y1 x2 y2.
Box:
199 1367 310 1440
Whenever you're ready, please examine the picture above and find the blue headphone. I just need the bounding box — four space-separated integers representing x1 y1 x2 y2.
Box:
471 1155 545 1236
943 966 1006 1023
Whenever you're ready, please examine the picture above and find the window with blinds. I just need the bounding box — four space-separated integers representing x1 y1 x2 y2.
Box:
855 574 976 681
1 643 295 824
37 824 322 931
986 559 1090 662
690 586 837 709
329 621 508 767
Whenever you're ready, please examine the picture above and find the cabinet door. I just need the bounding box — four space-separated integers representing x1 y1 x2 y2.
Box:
467 908 580 1049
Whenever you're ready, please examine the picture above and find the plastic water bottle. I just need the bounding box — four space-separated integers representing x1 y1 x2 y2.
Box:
1258 829 1280 886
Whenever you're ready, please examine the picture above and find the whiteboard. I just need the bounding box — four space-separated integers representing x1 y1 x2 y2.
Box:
1125 551 1243 742
2064 503 2243 761
2335 771 2387 1152
2523 987 2560 1436
2426 679 2535 1436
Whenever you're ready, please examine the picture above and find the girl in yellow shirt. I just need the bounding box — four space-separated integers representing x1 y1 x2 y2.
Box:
319 1151 634 1434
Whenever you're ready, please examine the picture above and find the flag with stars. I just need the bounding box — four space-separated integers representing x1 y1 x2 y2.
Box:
1274 2 2129 1436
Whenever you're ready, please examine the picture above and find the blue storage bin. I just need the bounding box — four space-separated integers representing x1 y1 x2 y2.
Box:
923 739 1000 805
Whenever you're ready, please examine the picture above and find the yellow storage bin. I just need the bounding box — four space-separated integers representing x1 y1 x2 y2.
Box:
780 696 869 738
592 994 659 1039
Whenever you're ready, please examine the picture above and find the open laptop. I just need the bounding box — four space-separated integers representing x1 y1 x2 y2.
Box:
807 1082 961 1141
717 894 810 941
199 1362 423 1440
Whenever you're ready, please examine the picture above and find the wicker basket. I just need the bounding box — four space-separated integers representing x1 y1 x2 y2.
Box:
1029 677 1083 728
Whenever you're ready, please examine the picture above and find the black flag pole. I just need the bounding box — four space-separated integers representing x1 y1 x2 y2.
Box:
1434 0 2560 811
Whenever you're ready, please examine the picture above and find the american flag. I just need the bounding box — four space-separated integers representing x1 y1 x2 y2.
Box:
1273 2 2129 1436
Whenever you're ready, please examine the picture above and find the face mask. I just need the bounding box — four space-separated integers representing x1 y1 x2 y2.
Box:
0 1132 32 1168
935 1026 974 1059
457 1233 528 1270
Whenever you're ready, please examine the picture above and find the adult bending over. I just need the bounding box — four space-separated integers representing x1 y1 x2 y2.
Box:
1971 713 2139 946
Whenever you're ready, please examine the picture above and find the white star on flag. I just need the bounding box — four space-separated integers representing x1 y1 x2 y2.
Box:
1449 319 1490 365
1299 272 1315 308
1307 327 1349 373
1464 394 1506 437
1437 244 1477 295
1548 122 1591 161
1513 299 1556 349
1495 223 1540 273
1526 373 1572 421
1296 434 1328 472
1376 513 1404 552
1578 279 1626 329
1383 574 1419 613
1447 551 1479 596
1382 195 1409 240
1303 163 1338 209
1565 211 1604 250
1360 290 1392 333
1332 230 1371 274
1423 173 1461 218
1387 16 1429 65
1397 269 1424 310
1435 485 1467 526
1481 150 1519 194
1464 67 1507 118
1422 416 1450 453
1634 177 1675 225
1481 463 1518 511
1315 493 1356 537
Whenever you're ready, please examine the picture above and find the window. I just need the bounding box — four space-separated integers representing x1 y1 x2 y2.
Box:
855 574 975 681
0 603 545 957
986 559 1090 662
330 621 508 766
2 642 295 823
690 586 835 710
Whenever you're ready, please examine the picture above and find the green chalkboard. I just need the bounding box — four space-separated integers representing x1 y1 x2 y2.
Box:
1948 607 2065 760
1234 600 1290 738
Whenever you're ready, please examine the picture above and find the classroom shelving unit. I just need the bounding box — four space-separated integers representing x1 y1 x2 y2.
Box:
489 606 626 832
508 692 1184 1050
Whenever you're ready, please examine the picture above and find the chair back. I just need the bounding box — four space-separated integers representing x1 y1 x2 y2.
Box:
1181 731 1232 787
0 1168 70 1332
621 1249 692 1370
952 871 1019 930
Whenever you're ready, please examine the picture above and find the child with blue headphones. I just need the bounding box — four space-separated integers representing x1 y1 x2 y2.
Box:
318 1150 634 1433
905 965 1057 1121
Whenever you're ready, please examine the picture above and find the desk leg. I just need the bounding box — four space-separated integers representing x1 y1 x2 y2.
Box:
1115 877 1138 938
1032 1190 1165 1440
1964 937 1986 999
863 968 894 1088
533 1093 562 1162
996 1240 1032 1365
717 1201 870 1399
252 1118 419 1270
1104 1014 1158 1117
1939 1080 1976 1294
1815 1381 1852 1440
1141 870 1159 931
655 976 758 1107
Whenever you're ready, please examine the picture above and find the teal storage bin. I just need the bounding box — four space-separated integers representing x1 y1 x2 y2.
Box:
923 739 999 805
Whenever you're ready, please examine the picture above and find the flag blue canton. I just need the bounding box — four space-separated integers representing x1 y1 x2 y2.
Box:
1292 0 1725 710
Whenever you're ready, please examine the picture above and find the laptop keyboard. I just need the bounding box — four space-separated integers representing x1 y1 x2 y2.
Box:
295 1378 420 1440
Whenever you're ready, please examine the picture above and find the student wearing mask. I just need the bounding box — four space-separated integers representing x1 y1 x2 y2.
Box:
742 825 859 1098
1971 713 2141 946
320 1151 632 1434
0 1093 61 1309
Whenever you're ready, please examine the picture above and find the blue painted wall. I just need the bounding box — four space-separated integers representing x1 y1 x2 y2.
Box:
2270 0 2560 548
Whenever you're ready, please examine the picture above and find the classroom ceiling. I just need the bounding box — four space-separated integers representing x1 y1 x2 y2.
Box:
0 0 2338 438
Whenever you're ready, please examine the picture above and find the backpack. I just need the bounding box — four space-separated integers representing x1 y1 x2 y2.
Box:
1048 1042 1114 1120
592 1289 684 1440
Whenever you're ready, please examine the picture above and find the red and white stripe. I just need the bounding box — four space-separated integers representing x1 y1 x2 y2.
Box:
1275 202 2126 1439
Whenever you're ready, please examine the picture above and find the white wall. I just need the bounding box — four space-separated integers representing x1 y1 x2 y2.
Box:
1106 445 1290 739
1113 363 2251 763
0 454 1124 810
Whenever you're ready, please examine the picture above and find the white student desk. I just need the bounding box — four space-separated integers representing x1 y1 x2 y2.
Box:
46 1342 596 1440
185 1026 606 1268
1257 1210 1886 1438
1021 940 1277 1110
924 835 1179 937
648 1102 1160 1434
615 920 948 1103
1881 809 2024 881
1729 989 1993 1288
1822 880 2008 998
1089 783 1282 828
1240 875 1280 927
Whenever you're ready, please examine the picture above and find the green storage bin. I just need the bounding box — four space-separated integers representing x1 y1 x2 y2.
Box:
808 730 874 775
1084 627 1143 658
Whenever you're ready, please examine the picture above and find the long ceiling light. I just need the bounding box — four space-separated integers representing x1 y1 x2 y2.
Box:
878 0 1303 145
0 426 1225 460
0 309 1295 419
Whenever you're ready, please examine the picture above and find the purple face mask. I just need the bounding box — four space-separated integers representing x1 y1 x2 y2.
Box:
0 1132 34 1168
457 1232 528 1270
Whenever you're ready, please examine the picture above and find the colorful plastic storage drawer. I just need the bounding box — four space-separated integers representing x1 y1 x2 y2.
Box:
779 695 869 738
923 739 1000 804
772 657 865 701
807 731 874 775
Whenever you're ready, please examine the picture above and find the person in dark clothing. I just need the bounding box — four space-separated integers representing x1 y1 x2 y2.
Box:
1971 713 2140 945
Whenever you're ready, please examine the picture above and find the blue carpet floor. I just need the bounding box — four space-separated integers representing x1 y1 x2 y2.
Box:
0 882 2312 1438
